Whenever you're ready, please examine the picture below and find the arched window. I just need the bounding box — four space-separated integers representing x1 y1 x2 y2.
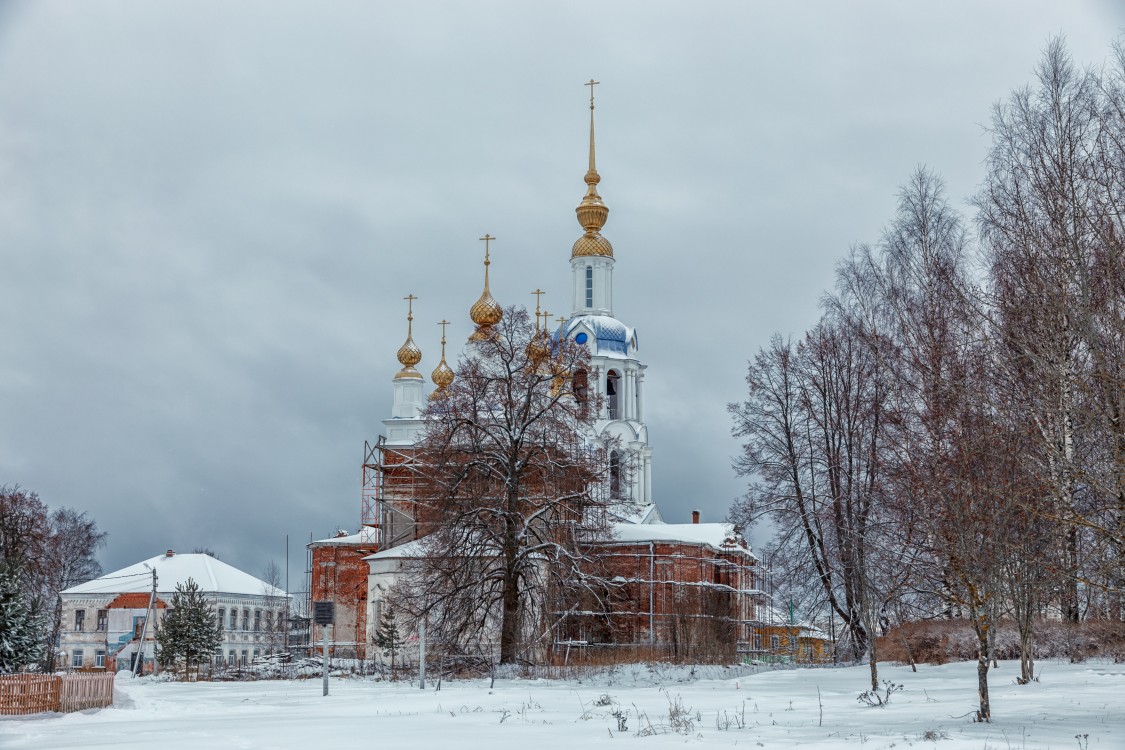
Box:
606 370 620 419
573 367 589 419
609 450 621 498
585 266 593 308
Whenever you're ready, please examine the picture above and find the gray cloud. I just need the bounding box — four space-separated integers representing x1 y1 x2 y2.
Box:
2 1 1121 590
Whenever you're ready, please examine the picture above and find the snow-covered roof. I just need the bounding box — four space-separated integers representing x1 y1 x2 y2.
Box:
611 503 663 525
62 552 289 598
364 539 427 561
756 604 829 639
559 314 638 359
310 528 377 546
606 522 755 557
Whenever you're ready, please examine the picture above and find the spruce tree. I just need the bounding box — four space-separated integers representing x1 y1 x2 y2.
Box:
0 565 44 673
373 604 405 679
155 578 222 680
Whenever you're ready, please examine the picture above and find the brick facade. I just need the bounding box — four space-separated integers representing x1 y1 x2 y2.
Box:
309 535 376 659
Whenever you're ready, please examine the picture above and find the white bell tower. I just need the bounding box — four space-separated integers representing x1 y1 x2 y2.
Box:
559 80 657 521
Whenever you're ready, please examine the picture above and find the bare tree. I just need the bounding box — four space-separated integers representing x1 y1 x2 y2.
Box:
393 307 624 665
975 38 1105 627
260 560 288 655
729 310 894 683
0 486 105 670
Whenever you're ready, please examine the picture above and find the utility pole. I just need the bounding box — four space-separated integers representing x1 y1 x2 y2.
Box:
134 567 158 677
322 624 330 697
418 616 426 690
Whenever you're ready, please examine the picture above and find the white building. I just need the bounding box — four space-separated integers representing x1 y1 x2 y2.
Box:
59 550 290 672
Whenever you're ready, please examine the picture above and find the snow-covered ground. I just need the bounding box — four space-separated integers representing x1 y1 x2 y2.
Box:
2 660 1121 749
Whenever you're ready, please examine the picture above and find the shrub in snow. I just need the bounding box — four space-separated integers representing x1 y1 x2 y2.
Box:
857 680 903 707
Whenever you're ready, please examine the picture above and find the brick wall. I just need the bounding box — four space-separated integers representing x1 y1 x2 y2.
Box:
310 540 375 659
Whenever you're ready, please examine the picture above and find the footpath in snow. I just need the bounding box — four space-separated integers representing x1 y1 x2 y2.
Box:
0 659 1121 749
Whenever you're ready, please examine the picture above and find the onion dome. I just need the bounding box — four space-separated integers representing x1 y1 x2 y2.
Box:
430 320 455 397
395 294 423 380
469 234 503 341
572 79 614 259
526 292 551 365
527 304 553 367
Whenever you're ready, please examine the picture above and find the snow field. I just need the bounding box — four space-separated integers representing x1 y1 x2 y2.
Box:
1 660 1122 749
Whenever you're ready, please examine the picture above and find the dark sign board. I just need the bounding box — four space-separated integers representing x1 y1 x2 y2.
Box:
312 601 335 626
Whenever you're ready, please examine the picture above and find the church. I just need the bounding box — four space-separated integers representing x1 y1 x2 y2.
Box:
309 85 799 664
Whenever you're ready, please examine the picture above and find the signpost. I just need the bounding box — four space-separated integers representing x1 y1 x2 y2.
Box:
312 601 335 697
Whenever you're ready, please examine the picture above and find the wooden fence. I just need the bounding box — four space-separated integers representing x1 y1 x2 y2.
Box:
0 673 115 715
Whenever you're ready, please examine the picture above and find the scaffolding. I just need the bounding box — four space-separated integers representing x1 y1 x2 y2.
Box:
361 436 424 551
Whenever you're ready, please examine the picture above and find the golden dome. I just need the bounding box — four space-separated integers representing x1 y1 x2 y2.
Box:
394 293 422 380
571 79 613 260
468 234 503 340
526 331 551 365
470 290 503 326
571 233 614 258
430 358 454 390
430 319 455 395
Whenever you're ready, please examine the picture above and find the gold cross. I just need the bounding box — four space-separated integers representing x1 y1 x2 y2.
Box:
556 315 567 327
404 294 417 320
437 319 450 349
586 79 599 109
479 233 495 262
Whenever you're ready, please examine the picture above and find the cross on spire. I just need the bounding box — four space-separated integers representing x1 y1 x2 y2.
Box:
585 79 599 174
404 293 417 335
479 234 495 262
437 319 450 355
530 288 545 329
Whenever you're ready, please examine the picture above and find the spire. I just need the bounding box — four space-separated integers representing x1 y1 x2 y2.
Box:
430 319 455 396
395 294 423 380
530 288 545 330
469 234 503 341
572 79 613 259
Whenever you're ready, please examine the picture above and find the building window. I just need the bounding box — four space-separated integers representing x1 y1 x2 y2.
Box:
242 609 249 631
95 650 106 668
229 609 237 629
585 266 593 308
265 610 273 633
753 632 762 650
228 651 236 667
771 635 780 651
254 610 261 632
218 608 225 630
241 649 249 666
252 649 260 662
72 650 84 668
609 450 622 499
606 370 620 419
96 609 107 631
74 609 85 631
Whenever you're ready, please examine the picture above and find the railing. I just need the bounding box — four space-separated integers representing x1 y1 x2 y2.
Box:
0 673 115 715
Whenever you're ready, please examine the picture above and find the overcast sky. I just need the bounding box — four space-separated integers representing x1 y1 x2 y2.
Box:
2 2 1122 592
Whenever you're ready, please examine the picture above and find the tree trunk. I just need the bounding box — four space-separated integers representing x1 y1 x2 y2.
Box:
498 550 521 664
1017 622 1035 684
868 639 879 692
976 647 991 722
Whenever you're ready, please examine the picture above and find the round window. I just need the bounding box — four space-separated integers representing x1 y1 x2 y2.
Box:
575 332 588 344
